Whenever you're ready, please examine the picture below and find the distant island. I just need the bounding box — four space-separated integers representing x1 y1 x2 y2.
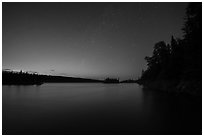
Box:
103 78 119 84
3 70 137 85
120 79 137 83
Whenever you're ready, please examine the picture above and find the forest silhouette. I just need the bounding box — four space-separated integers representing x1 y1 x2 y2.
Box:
137 3 201 96
3 70 137 84
2 70 103 85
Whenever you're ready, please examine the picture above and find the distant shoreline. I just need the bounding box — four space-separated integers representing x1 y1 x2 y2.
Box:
3 70 137 85
2 81 139 85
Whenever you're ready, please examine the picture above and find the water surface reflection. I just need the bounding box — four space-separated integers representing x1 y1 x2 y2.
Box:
3 83 201 134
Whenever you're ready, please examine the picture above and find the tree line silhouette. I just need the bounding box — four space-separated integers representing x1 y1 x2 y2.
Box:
137 3 201 96
2 70 103 85
3 70 44 85
3 70 138 85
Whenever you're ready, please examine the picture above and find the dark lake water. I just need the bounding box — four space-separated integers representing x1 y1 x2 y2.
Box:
2 83 202 135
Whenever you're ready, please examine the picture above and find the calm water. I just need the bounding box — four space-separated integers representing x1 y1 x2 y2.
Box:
3 83 201 135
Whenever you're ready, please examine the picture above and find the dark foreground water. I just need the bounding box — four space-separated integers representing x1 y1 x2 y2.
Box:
2 83 202 135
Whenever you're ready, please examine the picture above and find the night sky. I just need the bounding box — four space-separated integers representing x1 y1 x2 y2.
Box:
3 2 188 80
